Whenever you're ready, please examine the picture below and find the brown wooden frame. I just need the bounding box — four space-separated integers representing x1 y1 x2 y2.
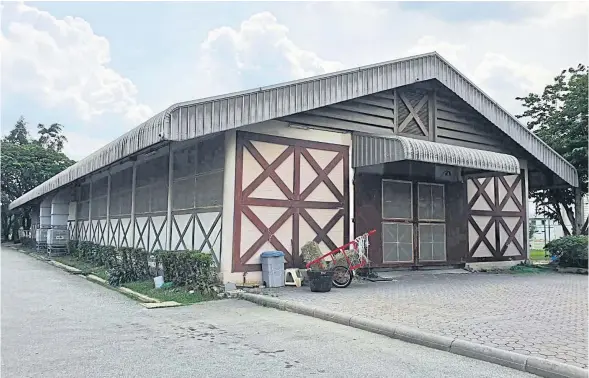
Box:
233 131 349 272
467 172 526 261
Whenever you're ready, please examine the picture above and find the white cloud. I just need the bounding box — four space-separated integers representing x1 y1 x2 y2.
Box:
0 2 153 125
196 2 587 117
406 36 466 64
62 131 109 161
1 1 587 133
198 11 345 91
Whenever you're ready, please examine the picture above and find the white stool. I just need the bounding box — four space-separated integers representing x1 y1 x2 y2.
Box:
284 268 303 287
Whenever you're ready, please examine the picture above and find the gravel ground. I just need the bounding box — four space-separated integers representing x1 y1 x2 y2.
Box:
1 246 535 378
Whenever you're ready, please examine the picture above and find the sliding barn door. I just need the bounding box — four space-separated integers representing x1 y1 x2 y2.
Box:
233 131 349 272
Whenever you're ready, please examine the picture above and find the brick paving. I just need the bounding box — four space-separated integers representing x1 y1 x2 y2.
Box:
269 272 588 368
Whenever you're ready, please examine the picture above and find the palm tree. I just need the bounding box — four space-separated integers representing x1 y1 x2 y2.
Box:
37 123 67 152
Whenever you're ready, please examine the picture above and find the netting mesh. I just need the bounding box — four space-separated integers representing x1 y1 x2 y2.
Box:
172 135 224 211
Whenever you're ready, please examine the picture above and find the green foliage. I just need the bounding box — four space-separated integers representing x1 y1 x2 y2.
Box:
5 116 30 145
1 117 75 241
68 240 150 286
106 247 150 287
529 249 548 261
544 236 588 268
37 123 67 152
21 236 35 249
516 64 588 235
528 220 537 239
158 251 218 295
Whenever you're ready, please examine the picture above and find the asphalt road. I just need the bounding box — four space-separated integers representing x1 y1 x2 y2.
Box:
1 247 534 378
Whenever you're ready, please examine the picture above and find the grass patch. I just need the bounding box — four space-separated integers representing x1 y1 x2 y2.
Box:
530 249 548 261
508 264 553 274
52 255 107 279
123 280 214 305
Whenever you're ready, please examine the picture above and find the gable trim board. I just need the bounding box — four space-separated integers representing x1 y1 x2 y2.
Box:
9 52 577 210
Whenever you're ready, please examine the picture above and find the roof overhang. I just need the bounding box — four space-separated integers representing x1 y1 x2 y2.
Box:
9 52 577 210
352 134 520 175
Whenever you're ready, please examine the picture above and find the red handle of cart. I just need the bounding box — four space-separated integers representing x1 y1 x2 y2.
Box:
305 229 376 269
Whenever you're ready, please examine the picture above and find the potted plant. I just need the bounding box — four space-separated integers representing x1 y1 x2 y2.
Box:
301 241 334 292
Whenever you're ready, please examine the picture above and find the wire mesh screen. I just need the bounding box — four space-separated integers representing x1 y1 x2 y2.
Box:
418 183 445 221
134 155 169 215
419 223 446 261
79 184 91 202
173 145 197 180
137 155 169 187
172 135 225 211
110 167 133 217
382 180 412 219
111 167 133 193
76 201 89 220
92 176 109 198
382 222 413 262
91 196 108 218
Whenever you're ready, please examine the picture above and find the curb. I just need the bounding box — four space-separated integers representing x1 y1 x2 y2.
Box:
140 301 182 309
118 287 160 303
49 261 83 274
85 274 160 304
238 293 588 378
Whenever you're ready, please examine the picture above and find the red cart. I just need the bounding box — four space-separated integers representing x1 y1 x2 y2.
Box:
305 230 376 288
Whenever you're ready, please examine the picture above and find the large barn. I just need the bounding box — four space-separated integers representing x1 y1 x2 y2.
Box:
10 52 580 284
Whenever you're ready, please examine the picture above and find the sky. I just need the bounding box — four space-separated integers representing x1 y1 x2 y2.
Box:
1 1 587 160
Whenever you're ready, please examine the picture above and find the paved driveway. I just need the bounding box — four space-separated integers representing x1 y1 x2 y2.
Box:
268 271 588 368
1 247 534 378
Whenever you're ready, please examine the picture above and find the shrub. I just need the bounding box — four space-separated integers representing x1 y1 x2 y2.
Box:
545 236 588 268
67 240 79 255
106 247 149 286
21 237 35 249
158 251 218 295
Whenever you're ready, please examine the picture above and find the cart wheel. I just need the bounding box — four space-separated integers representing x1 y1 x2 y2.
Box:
332 266 352 288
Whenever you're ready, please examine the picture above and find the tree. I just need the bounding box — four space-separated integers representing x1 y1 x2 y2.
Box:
37 123 67 152
5 116 30 145
1 117 75 241
516 64 588 235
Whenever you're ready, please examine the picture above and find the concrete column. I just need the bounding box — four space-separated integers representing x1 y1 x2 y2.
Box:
166 145 174 251
130 162 137 248
47 189 71 253
37 197 53 246
39 197 52 227
50 190 70 228
30 206 40 239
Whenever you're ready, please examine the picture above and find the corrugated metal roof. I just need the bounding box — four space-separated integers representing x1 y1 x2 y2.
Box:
9 52 578 210
353 134 520 174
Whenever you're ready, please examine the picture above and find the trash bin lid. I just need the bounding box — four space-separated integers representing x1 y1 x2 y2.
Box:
260 251 285 258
